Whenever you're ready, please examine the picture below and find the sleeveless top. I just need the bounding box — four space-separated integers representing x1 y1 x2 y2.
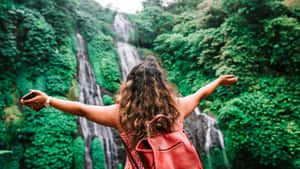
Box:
119 120 183 169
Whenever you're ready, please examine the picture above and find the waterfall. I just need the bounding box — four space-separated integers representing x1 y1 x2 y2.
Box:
115 41 141 79
75 33 120 169
112 13 142 80
184 107 231 169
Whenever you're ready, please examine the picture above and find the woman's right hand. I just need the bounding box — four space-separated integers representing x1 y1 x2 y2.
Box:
20 89 48 112
218 75 238 86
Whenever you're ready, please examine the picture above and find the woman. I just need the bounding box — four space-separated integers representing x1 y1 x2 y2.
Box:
20 61 238 168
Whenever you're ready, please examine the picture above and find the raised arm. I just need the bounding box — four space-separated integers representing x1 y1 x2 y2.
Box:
177 75 238 121
20 89 120 129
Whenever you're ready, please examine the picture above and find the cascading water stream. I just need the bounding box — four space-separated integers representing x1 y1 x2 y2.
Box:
112 13 142 79
75 33 119 169
184 107 231 169
115 41 141 79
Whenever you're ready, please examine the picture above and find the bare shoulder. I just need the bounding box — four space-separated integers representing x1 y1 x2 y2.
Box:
175 97 186 123
175 95 198 121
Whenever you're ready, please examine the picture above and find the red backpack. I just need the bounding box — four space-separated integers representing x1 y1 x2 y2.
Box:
121 114 204 169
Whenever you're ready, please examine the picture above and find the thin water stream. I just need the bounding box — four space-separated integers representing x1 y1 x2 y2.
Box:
112 13 142 80
75 33 120 169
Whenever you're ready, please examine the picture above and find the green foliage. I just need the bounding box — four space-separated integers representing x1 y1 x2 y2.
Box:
142 0 162 8
73 137 85 169
200 148 230 169
0 3 19 117
21 10 57 78
153 0 300 114
87 32 121 92
218 76 299 169
171 1 227 35
172 12 198 36
45 48 76 96
166 0 201 13
0 143 24 169
0 4 26 169
76 0 116 42
91 137 106 169
264 16 300 73
8 6 77 97
103 95 114 105
0 3 78 169
132 6 175 47
78 0 116 24
0 0 122 168
22 104 77 169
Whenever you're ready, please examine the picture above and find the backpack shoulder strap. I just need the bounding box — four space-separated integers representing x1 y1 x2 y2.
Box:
120 132 145 169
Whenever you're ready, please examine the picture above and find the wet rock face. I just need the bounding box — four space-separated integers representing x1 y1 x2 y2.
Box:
111 128 127 167
183 111 224 155
183 112 207 154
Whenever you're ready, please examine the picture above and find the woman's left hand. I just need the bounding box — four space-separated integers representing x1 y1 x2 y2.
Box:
20 89 48 112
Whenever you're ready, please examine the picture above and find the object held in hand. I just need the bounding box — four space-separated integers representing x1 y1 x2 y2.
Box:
21 91 46 112
22 92 37 100
35 106 44 112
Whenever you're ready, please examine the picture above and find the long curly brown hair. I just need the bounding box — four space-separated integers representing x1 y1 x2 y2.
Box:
115 61 180 144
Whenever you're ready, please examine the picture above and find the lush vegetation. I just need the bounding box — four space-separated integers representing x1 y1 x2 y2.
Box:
73 137 85 169
0 0 78 168
91 138 106 169
87 32 121 92
103 95 114 105
131 0 300 169
1 0 299 169
218 77 299 169
0 0 118 168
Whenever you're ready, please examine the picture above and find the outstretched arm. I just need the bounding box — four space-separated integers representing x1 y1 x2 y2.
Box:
177 75 238 121
20 89 120 129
